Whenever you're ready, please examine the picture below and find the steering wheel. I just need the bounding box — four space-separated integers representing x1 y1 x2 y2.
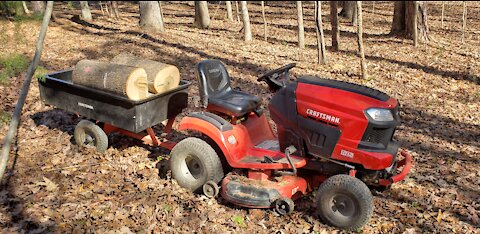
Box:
257 63 296 90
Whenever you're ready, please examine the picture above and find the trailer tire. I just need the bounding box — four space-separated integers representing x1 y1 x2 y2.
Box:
316 174 373 231
74 120 108 153
170 137 224 193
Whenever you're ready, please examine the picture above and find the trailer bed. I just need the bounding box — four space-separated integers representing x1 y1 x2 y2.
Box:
38 70 191 133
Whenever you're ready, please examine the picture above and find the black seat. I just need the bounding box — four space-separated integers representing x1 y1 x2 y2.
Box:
197 60 260 117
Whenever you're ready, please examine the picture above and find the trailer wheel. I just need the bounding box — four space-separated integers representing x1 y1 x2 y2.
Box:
170 137 224 193
74 120 108 153
316 175 373 231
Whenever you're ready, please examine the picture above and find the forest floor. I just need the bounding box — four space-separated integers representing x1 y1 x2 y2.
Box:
0 1 479 233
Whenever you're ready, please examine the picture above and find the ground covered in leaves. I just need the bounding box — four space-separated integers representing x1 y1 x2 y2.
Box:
0 1 479 233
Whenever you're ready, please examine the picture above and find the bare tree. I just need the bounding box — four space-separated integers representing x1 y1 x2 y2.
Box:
22 1 30 14
391 1 429 42
0 1 54 181
330 1 340 51
139 1 165 32
462 1 466 43
110 1 120 18
413 1 418 46
226 1 234 21
194 1 210 28
261 1 267 41
339 1 357 24
297 1 305 48
235 1 240 22
31 1 45 14
80 1 92 21
240 1 252 42
356 1 367 79
315 1 326 64
441 1 445 28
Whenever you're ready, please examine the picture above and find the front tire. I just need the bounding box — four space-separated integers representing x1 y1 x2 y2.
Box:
316 174 373 231
170 137 224 192
74 120 108 153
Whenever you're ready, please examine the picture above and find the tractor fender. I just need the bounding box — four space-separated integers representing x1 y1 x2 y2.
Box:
177 112 234 164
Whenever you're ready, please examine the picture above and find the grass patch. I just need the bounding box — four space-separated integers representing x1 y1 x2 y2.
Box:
0 53 29 85
35 65 48 82
13 13 43 22
231 215 245 227
0 111 12 128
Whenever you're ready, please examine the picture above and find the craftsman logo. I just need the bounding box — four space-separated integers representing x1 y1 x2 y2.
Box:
306 109 340 124
341 149 354 158
208 68 220 74
78 102 94 110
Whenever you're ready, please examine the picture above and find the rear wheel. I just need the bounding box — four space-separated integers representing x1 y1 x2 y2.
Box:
170 137 224 192
74 120 108 153
316 174 373 231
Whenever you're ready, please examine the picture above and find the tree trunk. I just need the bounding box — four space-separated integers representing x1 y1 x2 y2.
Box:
240 1 252 42
31 1 45 14
139 1 165 32
413 1 418 46
235 1 240 22
0 1 53 182
80 1 92 21
22 1 30 14
330 1 340 51
73 60 149 100
356 1 367 79
315 1 326 64
297 1 305 48
226 1 234 21
111 1 120 18
194 1 210 28
441 1 444 28
158 1 164 23
339 1 356 24
390 1 429 42
112 53 180 94
462 1 466 43
261 1 267 41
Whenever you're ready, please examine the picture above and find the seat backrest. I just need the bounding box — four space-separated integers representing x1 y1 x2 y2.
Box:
196 60 232 105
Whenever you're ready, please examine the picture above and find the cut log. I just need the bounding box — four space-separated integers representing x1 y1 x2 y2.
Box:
111 53 180 94
72 60 148 100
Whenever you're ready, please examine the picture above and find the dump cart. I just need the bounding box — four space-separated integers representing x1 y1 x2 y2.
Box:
38 70 191 152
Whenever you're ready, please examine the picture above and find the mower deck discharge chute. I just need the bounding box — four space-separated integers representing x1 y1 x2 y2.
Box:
171 60 412 230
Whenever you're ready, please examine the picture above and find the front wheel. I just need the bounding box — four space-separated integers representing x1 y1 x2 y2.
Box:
74 120 108 153
316 174 373 231
170 137 224 193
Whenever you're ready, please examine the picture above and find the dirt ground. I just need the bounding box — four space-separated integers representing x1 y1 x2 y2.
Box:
0 1 479 233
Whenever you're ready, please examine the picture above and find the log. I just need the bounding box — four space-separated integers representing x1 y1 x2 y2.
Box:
111 53 180 94
72 60 148 100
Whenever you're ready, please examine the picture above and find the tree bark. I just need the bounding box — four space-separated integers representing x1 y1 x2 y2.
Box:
158 1 164 23
226 1 234 21
31 1 45 14
390 1 429 42
0 1 53 182
462 1 466 43
80 1 92 21
261 1 267 41
139 1 165 32
297 1 305 49
330 1 340 51
441 1 445 28
413 1 418 46
315 1 326 64
73 60 148 100
110 1 120 18
240 1 252 42
235 1 240 22
339 1 356 24
194 1 210 28
356 1 367 79
22 1 30 14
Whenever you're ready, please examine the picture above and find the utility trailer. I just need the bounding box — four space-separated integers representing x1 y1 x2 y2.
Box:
38 70 191 151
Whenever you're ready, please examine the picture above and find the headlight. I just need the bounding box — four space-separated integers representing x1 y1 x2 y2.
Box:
366 108 394 122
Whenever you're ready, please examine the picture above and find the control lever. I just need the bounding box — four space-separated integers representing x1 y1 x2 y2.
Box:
276 146 297 176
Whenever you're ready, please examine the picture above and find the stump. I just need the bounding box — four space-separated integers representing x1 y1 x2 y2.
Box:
111 53 180 94
72 60 148 101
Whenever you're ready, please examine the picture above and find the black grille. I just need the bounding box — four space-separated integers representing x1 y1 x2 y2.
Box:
364 128 391 144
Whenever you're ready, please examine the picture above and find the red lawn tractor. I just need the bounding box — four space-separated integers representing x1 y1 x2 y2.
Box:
170 60 412 230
